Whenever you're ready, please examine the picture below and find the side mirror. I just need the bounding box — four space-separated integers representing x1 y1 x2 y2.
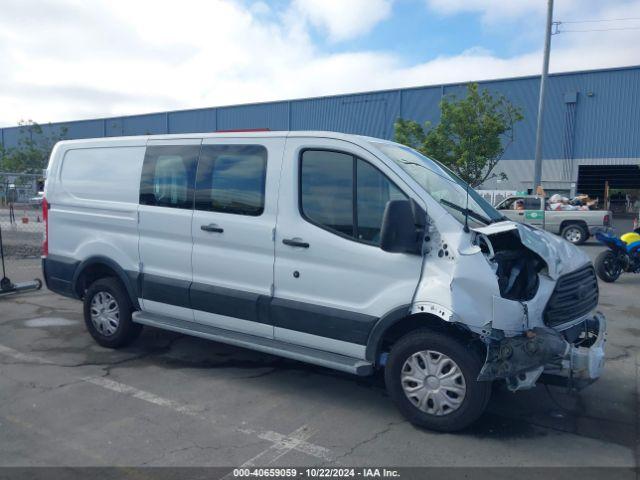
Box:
380 199 425 254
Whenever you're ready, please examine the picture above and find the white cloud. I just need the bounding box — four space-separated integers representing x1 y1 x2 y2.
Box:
292 0 393 42
0 0 638 127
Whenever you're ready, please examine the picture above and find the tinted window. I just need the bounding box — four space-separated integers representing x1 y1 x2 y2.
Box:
300 150 407 245
523 198 541 210
140 145 199 209
356 160 406 243
196 145 267 216
300 150 354 236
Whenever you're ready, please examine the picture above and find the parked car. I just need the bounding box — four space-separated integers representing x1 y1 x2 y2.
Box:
495 195 612 245
42 132 606 431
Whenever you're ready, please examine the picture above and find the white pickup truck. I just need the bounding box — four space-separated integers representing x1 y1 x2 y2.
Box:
495 195 613 245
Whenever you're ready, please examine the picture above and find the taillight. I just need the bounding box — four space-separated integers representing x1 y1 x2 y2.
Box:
42 197 49 257
603 214 610 227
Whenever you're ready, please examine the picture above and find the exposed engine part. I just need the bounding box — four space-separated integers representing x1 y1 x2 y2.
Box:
506 366 544 391
478 327 570 384
476 229 545 301
493 250 542 300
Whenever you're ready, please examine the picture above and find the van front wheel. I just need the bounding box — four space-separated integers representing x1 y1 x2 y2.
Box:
83 278 142 348
384 330 490 432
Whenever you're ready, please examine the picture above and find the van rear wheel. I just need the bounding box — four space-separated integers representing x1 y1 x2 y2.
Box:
384 330 490 432
83 277 142 348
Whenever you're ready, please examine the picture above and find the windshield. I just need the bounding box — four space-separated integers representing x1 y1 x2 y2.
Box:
371 142 505 227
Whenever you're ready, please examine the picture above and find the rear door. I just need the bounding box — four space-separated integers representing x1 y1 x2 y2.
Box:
272 137 424 359
190 137 284 338
138 139 201 321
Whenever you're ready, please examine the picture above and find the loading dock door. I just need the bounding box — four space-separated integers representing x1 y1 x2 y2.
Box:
577 165 640 200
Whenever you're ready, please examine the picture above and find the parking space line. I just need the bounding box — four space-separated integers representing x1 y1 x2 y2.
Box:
0 344 52 364
86 376 333 463
241 428 332 461
85 376 205 418
238 425 317 467
0 343 333 464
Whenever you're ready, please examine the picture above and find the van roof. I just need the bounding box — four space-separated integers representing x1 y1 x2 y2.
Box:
53 130 397 148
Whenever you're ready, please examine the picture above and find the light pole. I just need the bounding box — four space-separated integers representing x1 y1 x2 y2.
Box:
533 0 554 193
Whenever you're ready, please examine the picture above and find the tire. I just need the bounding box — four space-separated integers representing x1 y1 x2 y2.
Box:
384 329 491 432
83 277 142 348
561 224 588 245
595 250 622 283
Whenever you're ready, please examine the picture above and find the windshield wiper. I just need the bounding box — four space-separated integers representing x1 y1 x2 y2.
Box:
439 199 491 226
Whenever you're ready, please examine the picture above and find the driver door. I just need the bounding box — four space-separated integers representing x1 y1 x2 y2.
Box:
272 138 424 359
497 197 523 222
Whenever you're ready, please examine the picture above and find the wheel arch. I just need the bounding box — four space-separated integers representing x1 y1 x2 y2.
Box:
560 219 588 232
365 307 477 365
72 256 140 309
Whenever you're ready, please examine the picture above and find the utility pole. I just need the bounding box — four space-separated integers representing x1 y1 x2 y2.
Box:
533 0 554 193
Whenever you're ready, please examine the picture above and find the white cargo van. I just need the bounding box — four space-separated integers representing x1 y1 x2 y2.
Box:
42 131 606 431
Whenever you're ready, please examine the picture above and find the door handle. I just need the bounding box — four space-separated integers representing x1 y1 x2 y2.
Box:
282 238 309 248
201 223 224 233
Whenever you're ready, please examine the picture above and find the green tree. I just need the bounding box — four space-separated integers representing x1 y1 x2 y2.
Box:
394 83 523 187
0 120 68 174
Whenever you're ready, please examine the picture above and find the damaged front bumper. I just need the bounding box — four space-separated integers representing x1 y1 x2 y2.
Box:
478 312 606 391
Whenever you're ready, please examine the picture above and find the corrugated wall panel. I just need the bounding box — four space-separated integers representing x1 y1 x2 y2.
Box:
1 127 22 149
168 108 217 134
105 118 123 137
458 77 542 161
2 66 638 165
122 113 167 135
62 119 105 139
291 92 391 138
398 86 442 135
570 69 640 159
217 102 289 131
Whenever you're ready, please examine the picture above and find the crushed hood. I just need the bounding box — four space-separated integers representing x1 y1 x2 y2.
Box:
472 221 590 279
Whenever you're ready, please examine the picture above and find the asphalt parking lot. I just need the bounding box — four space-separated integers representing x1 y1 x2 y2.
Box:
0 243 638 473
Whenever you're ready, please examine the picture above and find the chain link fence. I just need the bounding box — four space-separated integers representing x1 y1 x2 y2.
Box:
1 173 44 284
0 205 43 284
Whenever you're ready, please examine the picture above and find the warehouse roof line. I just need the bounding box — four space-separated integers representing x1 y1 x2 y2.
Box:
2 64 639 129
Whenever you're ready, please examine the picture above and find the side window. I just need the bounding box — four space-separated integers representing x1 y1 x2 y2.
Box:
499 197 520 210
140 145 199 209
300 150 354 236
195 145 267 216
300 150 408 245
523 197 541 210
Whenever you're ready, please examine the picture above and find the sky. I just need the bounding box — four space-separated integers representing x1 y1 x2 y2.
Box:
0 0 639 127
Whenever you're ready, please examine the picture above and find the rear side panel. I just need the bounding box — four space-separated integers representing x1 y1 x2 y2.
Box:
44 141 145 296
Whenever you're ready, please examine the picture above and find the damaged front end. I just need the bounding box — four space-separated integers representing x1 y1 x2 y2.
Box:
472 223 607 392
478 314 606 391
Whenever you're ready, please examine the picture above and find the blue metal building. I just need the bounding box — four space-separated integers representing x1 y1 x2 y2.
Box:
1 65 639 197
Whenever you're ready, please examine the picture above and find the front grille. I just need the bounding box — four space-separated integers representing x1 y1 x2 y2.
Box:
544 265 599 327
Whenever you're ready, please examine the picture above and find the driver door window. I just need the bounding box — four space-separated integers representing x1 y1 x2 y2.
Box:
300 150 407 246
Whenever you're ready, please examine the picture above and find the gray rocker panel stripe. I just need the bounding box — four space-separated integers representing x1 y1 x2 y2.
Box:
269 297 376 345
142 274 378 345
190 282 271 325
42 255 381 347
